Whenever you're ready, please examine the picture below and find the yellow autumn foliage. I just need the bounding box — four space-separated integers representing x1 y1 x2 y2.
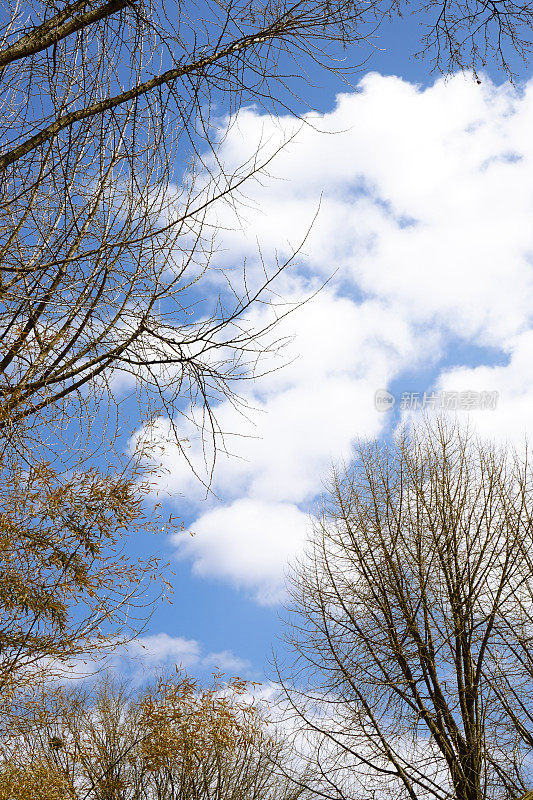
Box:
0 758 74 800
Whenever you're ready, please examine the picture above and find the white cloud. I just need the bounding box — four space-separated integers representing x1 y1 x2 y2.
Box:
58 634 251 685
119 633 201 667
135 72 533 604
137 291 423 603
206 73 533 345
434 331 533 444
201 649 254 672
117 633 250 673
177 499 310 604
33 634 251 686
135 290 422 504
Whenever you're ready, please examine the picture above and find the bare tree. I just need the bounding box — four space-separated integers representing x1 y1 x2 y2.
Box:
0 0 374 454
1 0 532 459
282 420 533 800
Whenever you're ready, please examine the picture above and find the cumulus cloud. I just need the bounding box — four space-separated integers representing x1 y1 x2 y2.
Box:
39 634 251 686
137 291 420 502
116 633 250 673
207 73 533 343
135 72 533 604
119 633 201 668
138 290 422 602
177 499 311 604
434 331 533 444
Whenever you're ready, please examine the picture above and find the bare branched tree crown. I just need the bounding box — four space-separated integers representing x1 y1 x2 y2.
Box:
283 420 533 800
0 0 532 451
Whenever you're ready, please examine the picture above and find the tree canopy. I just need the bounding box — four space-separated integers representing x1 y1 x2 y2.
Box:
283 421 533 800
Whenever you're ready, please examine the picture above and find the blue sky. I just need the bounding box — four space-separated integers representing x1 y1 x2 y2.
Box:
98 14 533 687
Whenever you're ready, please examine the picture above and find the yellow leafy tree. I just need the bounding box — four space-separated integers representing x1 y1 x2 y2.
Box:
138 672 261 771
0 458 163 725
0 759 74 800
0 672 307 800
